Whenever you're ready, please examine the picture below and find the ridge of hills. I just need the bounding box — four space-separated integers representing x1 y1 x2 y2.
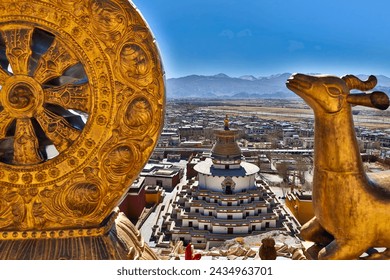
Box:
166 73 390 99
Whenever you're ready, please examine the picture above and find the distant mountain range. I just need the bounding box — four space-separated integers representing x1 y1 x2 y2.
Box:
166 73 390 99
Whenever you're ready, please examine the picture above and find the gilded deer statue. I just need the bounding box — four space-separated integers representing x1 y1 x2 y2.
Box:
286 73 390 259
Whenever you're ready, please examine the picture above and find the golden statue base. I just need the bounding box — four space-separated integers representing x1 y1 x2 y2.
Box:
0 210 158 260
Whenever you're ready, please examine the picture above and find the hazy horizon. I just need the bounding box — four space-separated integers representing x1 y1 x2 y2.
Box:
166 72 390 80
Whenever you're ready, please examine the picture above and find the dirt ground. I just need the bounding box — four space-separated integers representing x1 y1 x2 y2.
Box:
203 105 390 129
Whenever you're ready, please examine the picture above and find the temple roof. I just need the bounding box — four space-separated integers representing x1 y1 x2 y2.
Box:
211 130 242 159
211 116 242 162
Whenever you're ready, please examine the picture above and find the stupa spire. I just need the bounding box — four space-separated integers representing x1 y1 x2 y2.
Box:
224 114 230 130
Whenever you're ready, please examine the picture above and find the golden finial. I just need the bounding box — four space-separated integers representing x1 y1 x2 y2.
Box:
224 114 229 130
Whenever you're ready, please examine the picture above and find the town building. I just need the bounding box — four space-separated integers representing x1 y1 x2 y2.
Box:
119 177 165 224
142 163 184 192
119 177 147 224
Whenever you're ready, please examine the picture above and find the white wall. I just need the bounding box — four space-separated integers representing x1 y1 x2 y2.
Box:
182 218 199 228
198 174 257 193
172 233 191 242
216 212 243 219
198 222 211 230
250 222 262 231
262 219 276 228
212 225 249 234
144 176 174 189
189 206 203 214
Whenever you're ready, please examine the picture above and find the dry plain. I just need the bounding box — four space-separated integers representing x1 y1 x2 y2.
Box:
200 100 390 129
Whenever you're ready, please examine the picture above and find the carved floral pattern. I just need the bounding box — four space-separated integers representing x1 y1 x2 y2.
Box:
124 97 153 132
88 0 128 46
64 182 101 216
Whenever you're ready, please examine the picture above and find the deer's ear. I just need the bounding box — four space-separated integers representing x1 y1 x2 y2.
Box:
347 91 389 110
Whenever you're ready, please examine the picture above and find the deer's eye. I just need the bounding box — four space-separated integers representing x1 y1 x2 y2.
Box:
325 85 342 96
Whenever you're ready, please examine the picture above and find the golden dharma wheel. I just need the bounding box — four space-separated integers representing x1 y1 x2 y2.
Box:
0 0 165 235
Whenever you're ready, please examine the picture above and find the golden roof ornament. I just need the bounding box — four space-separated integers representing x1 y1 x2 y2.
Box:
224 114 229 130
0 0 164 259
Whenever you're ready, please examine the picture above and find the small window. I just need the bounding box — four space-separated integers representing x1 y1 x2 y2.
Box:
225 185 232 194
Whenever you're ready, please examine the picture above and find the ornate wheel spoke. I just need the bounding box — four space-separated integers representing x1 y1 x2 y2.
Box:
44 83 91 113
35 109 80 152
33 38 79 84
0 110 14 138
0 67 10 84
1 28 33 75
13 118 42 165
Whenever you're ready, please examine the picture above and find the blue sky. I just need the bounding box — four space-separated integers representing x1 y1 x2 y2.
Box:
132 0 390 78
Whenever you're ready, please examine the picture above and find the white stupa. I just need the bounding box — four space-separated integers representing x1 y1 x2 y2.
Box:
155 116 295 248
195 116 259 195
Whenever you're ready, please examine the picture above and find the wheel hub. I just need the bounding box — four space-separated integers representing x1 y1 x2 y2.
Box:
1 75 44 118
